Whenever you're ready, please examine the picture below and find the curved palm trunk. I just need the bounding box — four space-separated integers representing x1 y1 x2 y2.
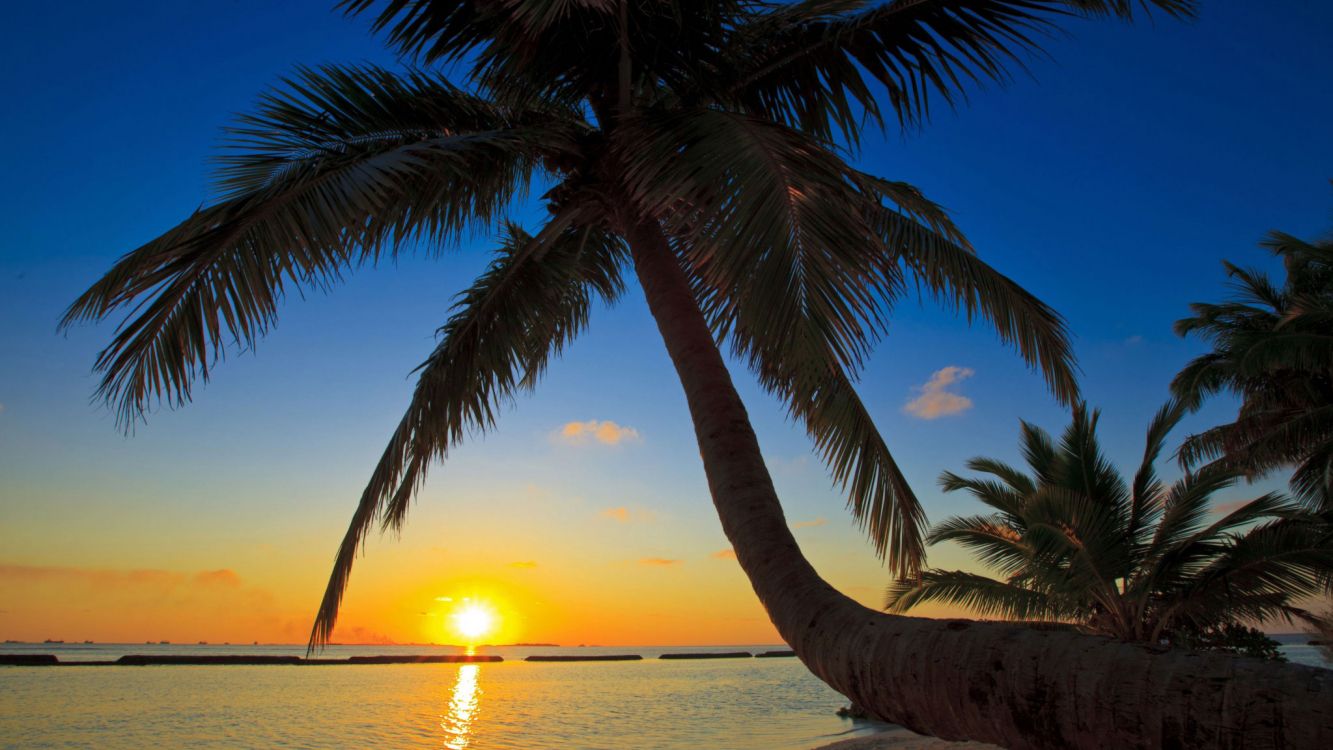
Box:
624 219 1333 749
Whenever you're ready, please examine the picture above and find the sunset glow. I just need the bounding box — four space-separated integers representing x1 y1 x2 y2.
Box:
451 603 496 641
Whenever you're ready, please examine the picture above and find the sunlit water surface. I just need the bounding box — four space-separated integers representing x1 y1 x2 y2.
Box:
1 639 1323 749
0 645 889 749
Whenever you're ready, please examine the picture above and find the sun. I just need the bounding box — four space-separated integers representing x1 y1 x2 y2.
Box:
451 603 496 641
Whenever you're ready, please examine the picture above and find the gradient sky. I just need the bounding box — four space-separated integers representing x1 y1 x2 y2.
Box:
2 2 1331 645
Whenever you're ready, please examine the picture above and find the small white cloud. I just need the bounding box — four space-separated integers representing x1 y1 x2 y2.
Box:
791 518 827 530
904 366 975 420
558 420 641 445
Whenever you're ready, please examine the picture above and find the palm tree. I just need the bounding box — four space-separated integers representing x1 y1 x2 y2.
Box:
62 2 1332 746
886 402 1333 656
1173 227 1333 507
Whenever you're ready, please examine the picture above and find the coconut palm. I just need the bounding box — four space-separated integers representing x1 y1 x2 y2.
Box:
1173 228 1333 507
886 402 1333 655
63 1 1332 746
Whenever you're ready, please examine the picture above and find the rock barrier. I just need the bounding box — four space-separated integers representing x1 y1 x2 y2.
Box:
659 652 752 659
525 654 643 662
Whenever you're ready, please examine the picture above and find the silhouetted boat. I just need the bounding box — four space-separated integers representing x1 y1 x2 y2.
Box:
43 639 63 644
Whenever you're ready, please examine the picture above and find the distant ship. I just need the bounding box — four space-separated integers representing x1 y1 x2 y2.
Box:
159 641 170 645
83 640 94 644
198 641 208 645
43 639 64 644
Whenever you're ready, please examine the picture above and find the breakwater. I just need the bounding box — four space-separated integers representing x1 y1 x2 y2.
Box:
0 653 503 666
3 650 798 666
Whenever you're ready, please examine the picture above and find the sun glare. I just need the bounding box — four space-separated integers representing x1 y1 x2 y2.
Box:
451 603 496 641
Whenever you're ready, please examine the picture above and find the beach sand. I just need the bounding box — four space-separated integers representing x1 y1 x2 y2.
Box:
813 727 995 749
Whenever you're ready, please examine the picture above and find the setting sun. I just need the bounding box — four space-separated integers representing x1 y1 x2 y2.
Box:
451 603 496 641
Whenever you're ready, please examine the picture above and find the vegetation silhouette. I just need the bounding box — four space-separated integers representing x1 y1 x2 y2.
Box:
887 402 1332 658
1174 221 1333 508
65 1 1331 746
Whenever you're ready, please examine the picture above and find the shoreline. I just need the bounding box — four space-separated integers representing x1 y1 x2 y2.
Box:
813 728 994 749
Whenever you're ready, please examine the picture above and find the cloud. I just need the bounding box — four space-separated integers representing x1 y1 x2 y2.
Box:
791 518 828 530
1124 335 1144 346
507 561 538 569
638 557 682 567
0 564 244 592
0 403 6 415
193 569 242 588
558 420 641 446
598 506 655 524
710 549 737 560
0 565 183 589
904 366 975 420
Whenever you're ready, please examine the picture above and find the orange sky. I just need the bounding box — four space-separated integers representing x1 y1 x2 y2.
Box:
0 416 971 645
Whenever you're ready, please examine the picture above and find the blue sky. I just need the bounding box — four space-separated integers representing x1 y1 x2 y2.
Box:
1 2 1331 643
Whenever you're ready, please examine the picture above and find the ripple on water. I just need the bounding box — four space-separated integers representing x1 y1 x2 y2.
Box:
0 658 890 749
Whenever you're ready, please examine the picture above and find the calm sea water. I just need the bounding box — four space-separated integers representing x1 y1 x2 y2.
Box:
0 644 891 749
1 638 1324 749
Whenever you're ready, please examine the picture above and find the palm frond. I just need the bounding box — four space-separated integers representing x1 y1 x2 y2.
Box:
885 569 1065 621
620 109 893 374
866 206 1079 404
61 64 572 429
961 457 1036 496
927 514 1032 577
760 349 929 575
721 0 1194 139
309 216 626 650
1128 400 1186 545
1168 516 1333 627
939 472 1028 518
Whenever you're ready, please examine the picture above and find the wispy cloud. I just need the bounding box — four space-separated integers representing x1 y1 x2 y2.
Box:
193 569 242 588
557 420 641 446
0 564 245 592
710 549 737 560
1124 335 1144 346
638 557 681 567
508 561 538 569
598 506 655 524
791 518 828 530
904 366 975 420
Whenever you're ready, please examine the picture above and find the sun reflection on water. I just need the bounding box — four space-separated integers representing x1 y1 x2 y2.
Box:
442 664 482 749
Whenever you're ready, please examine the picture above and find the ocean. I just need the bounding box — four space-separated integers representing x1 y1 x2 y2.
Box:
0 643 890 749
0 638 1324 749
